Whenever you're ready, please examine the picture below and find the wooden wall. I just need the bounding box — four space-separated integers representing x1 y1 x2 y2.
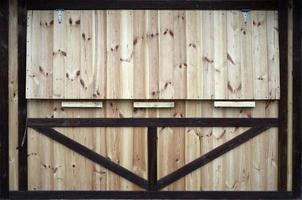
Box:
7 1 293 192
27 100 278 190
26 10 280 100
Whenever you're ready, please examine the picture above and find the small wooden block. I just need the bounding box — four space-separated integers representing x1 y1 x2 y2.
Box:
61 101 103 108
214 101 256 108
133 102 175 108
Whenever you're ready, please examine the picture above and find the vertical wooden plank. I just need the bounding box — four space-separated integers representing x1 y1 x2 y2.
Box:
106 11 120 99
278 0 288 190
145 11 159 99
224 108 242 191
287 2 293 191
65 11 81 99
238 108 252 190
185 101 201 190
133 11 146 99
240 11 254 99
27 102 41 190
119 11 134 99
186 11 202 99
119 101 134 190
52 103 65 190
265 101 278 190
172 102 186 190
201 11 215 99
267 11 280 99
251 102 267 190
80 11 96 98
227 11 242 99
28 101 55 190
172 11 186 99
252 11 269 99
0 0 9 196
211 105 225 190
158 102 185 190
18 0 27 190
200 102 213 190
39 102 55 190
213 11 227 99
26 11 53 99
92 126 107 190
53 10 66 98
148 127 157 190
8 0 19 190
132 107 147 190
159 11 174 99
94 11 106 99
292 0 302 196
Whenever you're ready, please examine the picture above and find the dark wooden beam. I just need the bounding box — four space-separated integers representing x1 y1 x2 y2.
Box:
148 127 157 190
18 0 28 191
32 127 149 190
27 118 279 128
0 0 9 198
27 0 278 10
9 191 293 199
292 0 302 197
155 126 270 190
277 0 289 191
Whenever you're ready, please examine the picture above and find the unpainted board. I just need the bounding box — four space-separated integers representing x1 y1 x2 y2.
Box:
27 100 278 190
26 10 280 100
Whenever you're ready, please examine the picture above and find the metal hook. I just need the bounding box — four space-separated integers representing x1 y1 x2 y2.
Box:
57 9 64 24
242 9 249 25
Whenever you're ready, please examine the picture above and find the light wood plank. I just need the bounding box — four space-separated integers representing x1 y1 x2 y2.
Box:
186 11 202 99
61 101 103 108
214 101 255 108
213 11 227 99
65 11 81 99
201 11 215 99
252 11 269 99
119 11 134 99
159 11 174 99
227 11 242 99
133 101 174 108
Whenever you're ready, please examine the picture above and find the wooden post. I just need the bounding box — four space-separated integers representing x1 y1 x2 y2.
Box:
293 0 302 197
18 0 28 191
148 127 157 190
0 0 9 197
278 0 289 191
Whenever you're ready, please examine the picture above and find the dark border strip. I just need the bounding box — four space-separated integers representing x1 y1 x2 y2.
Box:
9 191 293 199
0 0 9 198
155 126 270 190
292 0 302 197
277 0 288 191
27 0 278 10
32 127 149 190
147 127 157 190
27 118 279 128
18 0 28 191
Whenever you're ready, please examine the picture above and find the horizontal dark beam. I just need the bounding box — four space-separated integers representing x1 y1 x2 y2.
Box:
156 126 270 190
27 118 279 128
27 0 278 10
9 191 292 199
32 127 149 190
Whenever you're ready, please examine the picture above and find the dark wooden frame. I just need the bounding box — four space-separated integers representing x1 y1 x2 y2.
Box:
292 0 302 197
0 0 298 199
0 0 9 198
27 120 275 191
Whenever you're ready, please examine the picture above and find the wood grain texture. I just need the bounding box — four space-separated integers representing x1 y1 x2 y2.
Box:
27 100 278 191
26 10 280 100
8 0 18 190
